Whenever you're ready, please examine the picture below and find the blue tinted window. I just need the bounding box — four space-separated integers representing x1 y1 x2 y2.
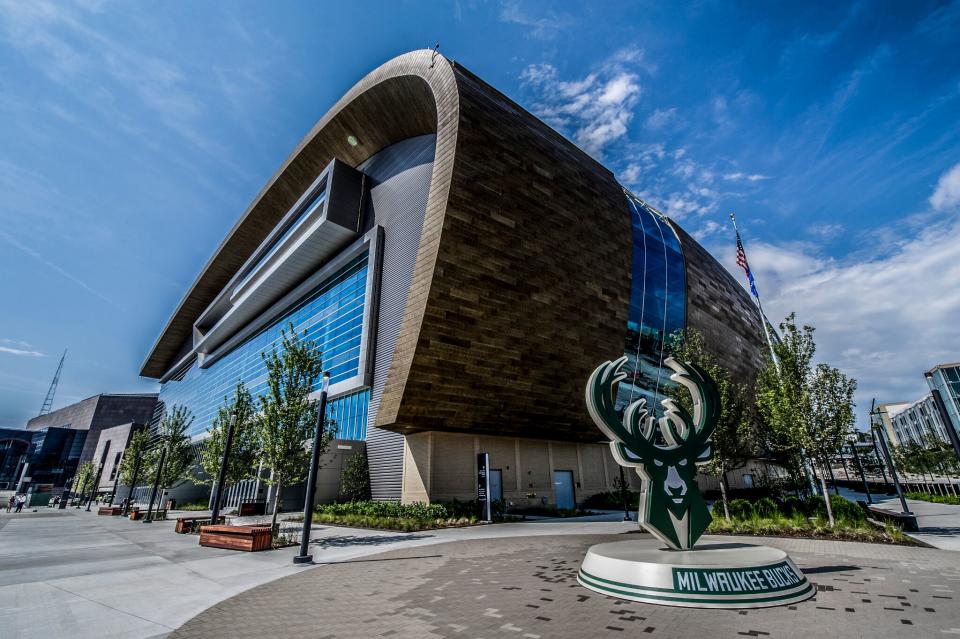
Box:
617 193 686 415
158 253 369 439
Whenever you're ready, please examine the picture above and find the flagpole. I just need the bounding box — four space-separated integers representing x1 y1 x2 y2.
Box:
730 213 781 377
730 213 816 495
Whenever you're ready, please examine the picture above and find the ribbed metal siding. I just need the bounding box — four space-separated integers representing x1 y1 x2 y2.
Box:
358 134 436 500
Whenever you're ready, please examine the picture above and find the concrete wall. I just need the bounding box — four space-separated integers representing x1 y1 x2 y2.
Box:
92 423 140 493
400 431 644 506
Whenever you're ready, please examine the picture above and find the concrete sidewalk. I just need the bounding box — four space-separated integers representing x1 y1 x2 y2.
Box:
837 486 960 550
0 508 636 639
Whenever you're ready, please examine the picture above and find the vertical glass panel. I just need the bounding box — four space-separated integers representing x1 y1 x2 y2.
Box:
617 193 686 416
158 254 369 438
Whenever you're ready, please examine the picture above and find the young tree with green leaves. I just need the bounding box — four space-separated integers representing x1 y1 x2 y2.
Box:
72 460 95 503
147 405 195 508
117 428 151 501
756 313 857 527
256 324 335 530
339 449 371 502
668 328 761 520
199 383 259 501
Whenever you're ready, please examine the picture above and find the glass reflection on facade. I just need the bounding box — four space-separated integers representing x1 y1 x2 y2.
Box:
158 253 370 440
616 192 686 414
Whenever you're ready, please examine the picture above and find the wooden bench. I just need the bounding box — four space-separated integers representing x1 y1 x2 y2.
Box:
861 503 919 532
238 501 267 517
175 515 225 534
98 506 122 516
199 524 273 552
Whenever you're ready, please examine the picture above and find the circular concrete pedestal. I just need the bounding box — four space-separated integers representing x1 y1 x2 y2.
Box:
578 540 813 609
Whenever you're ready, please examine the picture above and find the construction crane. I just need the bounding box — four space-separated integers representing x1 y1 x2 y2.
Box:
39 349 66 416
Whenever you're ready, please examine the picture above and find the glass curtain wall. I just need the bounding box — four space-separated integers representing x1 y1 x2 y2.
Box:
617 192 686 415
158 253 371 440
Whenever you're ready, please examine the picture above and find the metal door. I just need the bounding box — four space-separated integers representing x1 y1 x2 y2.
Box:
553 470 575 510
489 469 503 503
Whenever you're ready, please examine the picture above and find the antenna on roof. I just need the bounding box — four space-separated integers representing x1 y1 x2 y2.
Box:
39 349 66 416
430 43 440 68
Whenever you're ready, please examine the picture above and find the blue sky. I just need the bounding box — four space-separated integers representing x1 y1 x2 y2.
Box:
1 1 958 428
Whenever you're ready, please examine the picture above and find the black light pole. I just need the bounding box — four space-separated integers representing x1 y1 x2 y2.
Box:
871 436 890 490
294 372 331 565
849 437 873 504
85 462 105 512
124 454 142 515
144 446 166 523
210 411 237 526
872 420 911 515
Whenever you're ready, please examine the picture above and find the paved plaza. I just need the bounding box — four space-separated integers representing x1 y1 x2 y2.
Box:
173 533 960 639
4 502 960 638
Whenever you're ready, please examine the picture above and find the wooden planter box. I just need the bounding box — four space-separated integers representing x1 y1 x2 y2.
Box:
238 501 267 517
129 508 143 520
175 515 225 534
98 506 122 516
199 524 273 552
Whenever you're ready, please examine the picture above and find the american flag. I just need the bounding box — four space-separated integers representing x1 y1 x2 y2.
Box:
735 230 759 298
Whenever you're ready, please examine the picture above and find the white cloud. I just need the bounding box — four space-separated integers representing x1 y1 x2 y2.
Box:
721 214 960 423
723 172 771 182
0 339 44 357
499 1 572 39
520 49 644 159
930 161 960 211
645 107 677 131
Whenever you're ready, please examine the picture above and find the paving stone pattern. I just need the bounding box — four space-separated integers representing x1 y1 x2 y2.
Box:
171 534 960 639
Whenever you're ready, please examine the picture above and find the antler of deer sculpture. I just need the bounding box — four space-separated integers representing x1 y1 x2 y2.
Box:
586 355 721 550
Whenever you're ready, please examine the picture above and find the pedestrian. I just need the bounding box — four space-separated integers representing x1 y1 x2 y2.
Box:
6 495 13 512
14 494 26 513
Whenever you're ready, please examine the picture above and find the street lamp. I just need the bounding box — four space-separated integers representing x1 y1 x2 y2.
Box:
210 410 238 527
294 372 331 565
848 434 872 504
871 417 911 515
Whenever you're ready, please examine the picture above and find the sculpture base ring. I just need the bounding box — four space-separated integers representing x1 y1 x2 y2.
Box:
578 539 814 609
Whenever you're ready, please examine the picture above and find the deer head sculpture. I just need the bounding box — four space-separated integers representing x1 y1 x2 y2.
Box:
586 356 720 550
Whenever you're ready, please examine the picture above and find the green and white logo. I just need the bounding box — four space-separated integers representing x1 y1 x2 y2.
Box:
586 356 720 550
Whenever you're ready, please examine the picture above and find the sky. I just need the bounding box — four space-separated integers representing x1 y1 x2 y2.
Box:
1 1 958 429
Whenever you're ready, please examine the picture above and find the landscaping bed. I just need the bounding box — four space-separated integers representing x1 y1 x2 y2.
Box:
904 491 960 506
705 495 919 546
299 500 524 532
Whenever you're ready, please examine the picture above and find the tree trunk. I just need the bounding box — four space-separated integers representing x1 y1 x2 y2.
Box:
270 480 284 531
819 472 835 528
719 470 731 521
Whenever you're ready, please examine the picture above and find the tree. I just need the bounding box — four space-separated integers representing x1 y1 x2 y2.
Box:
756 313 858 527
147 405 195 507
256 324 335 530
72 460 95 501
199 383 258 496
339 450 371 502
117 428 151 489
667 328 761 520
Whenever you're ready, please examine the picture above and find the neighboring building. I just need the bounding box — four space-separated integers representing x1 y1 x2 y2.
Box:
140 50 768 507
26 393 159 466
0 425 87 493
91 422 144 494
0 427 32 490
888 395 949 447
926 363 960 441
873 402 911 447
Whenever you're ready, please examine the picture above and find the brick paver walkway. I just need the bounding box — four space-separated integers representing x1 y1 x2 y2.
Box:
171 534 960 638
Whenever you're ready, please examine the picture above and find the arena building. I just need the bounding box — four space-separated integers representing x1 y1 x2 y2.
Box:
140 50 766 508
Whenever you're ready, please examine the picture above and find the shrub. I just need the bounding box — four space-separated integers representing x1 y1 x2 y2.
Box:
754 497 780 518
728 498 755 520
804 494 865 524
780 496 806 517
583 490 641 510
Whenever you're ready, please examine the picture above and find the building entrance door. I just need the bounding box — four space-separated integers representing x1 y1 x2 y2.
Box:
553 470 575 510
489 469 503 503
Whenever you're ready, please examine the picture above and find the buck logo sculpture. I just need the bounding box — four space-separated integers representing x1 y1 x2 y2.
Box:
586 356 720 550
